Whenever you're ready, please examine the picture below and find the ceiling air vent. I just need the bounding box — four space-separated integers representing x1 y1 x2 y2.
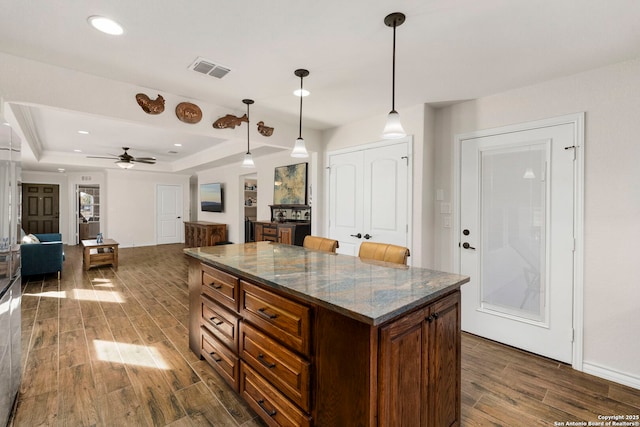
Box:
189 57 230 79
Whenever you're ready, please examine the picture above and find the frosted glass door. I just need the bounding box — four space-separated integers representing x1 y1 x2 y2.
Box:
480 145 546 322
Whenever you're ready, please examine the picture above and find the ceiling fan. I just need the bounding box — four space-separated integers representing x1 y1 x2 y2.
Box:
87 147 156 169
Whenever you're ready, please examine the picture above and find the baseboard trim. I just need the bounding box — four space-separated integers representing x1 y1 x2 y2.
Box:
583 362 640 390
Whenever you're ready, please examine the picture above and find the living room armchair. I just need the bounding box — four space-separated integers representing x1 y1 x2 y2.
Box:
21 233 64 278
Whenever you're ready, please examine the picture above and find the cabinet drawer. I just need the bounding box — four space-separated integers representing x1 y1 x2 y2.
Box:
262 226 278 236
240 322 310 411
201 295 240 352
240 362 311 427
201 264 239 312
201 327 239 392
240 281 311 356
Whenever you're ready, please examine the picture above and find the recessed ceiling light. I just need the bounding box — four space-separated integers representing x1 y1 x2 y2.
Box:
88 16 124 36
58 168 65 173
74 149 82 152
293 89 310 97
2 122 10 127
78 130 90 135
174 143 182 147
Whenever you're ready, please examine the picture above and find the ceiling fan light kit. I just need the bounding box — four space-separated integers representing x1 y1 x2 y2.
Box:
88 147 156 169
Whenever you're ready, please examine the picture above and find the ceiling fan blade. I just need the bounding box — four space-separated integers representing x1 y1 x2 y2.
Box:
133 157 156 161
133 159 156 164
87 155 118 159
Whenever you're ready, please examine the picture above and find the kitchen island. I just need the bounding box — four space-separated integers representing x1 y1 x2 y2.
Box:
185 242 469 427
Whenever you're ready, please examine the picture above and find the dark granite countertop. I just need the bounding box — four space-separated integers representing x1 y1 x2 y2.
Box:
184 241 469 326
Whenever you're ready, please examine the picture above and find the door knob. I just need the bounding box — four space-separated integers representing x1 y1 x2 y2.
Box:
462 242 476 250
350 233 362 239
363 234 373 240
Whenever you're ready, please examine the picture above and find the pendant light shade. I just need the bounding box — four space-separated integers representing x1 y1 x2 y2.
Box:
241 99 255 168
291 69 310 158
382 12 407 140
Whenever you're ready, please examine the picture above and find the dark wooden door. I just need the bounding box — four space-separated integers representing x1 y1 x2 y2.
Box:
22 184 59 234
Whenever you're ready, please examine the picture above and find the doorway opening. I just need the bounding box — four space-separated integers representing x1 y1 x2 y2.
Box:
77 184 100 243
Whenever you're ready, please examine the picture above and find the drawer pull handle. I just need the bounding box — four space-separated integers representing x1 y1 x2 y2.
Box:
257 308 278 319
211 283 223 290
209 351 222 362
257 399 277 417
258 353 276 369
209 316 223 326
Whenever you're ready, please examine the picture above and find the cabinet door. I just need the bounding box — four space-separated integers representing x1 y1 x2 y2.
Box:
379 306 428 427
278 227 292 245
427 291 460 427
255 224 264 242
378 291 461 427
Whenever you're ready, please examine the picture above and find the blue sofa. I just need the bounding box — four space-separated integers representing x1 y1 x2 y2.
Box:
21 233 64 278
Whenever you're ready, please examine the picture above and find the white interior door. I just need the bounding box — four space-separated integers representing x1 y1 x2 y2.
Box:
157 184 183 245
460 123 575 363
363 144 409 247
328 142 410 257
328 150 363 256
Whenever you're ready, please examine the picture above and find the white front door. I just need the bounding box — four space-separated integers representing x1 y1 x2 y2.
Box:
328 141 410 258
157 185 183 245
459 122 576 363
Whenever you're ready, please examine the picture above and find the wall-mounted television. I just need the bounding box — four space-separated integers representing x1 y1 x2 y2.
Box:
200 183 224 212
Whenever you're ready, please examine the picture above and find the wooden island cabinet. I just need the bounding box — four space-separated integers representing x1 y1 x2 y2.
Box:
185 242 468 427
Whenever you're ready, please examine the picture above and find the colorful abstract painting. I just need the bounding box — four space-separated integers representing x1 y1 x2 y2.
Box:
273 162 307 204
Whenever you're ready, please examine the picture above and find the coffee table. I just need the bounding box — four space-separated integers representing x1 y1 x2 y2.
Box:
81 239 119 270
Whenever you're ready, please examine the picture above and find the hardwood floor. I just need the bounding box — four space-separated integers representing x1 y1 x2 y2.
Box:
12 244 639 426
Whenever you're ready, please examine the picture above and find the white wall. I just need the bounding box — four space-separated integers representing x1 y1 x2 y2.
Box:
105 169 190 247
322 104 436 268
197 150 319 244
434 58 640 386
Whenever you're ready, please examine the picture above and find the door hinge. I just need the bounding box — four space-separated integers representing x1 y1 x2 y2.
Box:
570 328 575 342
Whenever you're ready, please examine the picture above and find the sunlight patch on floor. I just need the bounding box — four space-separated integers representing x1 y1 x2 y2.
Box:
73 288 125 303
24 291 67 299
91 278 115 288
93 340 169 369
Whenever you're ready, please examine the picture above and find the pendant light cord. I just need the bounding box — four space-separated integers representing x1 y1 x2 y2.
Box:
298 76 304 139
391 21 397 112
246 102 250 154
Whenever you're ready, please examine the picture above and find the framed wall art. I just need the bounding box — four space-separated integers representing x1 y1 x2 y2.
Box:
273 162 308 205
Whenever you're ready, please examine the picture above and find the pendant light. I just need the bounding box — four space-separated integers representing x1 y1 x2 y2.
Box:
291 69 310 158
241 99 255 168
382 12 407 139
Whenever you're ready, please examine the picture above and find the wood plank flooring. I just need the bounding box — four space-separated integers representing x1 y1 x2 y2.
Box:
12 243 640 426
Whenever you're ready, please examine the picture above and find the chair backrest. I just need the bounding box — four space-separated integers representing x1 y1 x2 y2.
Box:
358 242 410 265
303 236 339 253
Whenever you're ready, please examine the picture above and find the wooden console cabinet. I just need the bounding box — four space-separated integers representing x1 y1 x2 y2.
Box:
186 243 467 427
184 221 227 247
254 221 310 246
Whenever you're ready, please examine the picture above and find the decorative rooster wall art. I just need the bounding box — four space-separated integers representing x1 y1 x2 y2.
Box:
135 93 165 114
